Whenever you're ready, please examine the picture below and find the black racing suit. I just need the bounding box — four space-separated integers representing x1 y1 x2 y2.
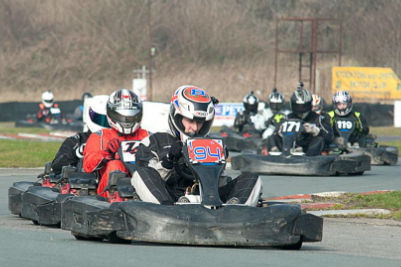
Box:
50 131 91 175
131 132 262 206
327 110 369 147
233 110 260 135
269 111 333 156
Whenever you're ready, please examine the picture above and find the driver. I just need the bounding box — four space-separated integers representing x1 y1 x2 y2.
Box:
268 87 333 156
37 90 61 123
83 89 149 198
233 91 260 134
328 90 369 147
131 85 262 206
50 95 110 175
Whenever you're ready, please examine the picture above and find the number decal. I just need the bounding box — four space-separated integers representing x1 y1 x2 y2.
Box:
187 139 225 164
336 120 354 131
121 141 140 163
280 120 301 134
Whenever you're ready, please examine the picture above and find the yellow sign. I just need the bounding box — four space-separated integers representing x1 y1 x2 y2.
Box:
332 67 401 100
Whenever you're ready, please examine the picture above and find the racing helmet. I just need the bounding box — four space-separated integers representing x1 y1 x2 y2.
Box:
106 89 143 135
312 94 324 114
168 85 215 142
243 91 259 113
268 88 284 113
41 90 54 108
333 90 352 116
83 95 110 133
290 87 313 119
297 81 304 89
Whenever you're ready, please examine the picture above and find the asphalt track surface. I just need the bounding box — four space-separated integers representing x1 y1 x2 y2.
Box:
0 164 400 267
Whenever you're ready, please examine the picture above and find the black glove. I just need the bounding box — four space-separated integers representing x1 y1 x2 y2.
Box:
161 141 183 169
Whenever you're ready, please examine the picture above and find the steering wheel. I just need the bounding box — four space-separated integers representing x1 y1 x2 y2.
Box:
173 155 195 182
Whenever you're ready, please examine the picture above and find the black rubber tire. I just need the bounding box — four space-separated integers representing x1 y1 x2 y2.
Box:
72 232 103 242
279 239 303 250
107 232 131 244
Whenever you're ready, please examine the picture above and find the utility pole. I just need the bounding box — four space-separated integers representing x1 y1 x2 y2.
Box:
147 0 153 101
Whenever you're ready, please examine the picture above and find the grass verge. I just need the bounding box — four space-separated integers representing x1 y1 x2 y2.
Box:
0 122 51 135
310 191 401 220
0 139 60 167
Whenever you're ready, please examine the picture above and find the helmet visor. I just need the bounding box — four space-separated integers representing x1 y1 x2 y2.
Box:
292 102 311 115
89 107 110 128
107 106 143 124
270 102 283 112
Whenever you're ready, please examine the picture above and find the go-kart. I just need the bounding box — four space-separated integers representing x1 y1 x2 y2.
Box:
15 109 83 132
8 162 97 226
210 125 262 152
231 118 371 176
333 117 398 165
61 137 322 248
8 140 140 226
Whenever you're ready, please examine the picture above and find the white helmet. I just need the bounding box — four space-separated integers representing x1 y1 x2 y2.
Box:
41 90 54 108
169 85 215 142
333 90 353 116
106 89 143 135
83 95 110 133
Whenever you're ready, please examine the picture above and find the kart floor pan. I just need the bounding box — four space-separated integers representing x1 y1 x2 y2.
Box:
62 197 323 247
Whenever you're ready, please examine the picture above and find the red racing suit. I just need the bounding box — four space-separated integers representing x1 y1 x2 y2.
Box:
83 128 149 198
37 103 60 123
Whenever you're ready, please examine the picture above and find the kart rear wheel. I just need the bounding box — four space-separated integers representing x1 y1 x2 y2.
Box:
107 232 131 244
279 238 303 250
72 232 103 242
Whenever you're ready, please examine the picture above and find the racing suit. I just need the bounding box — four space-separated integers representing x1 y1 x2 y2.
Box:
269 111 333 156
131 132 263 206
51 131 91 175
83 128 149 198
327 110 369 147
37 103 60 123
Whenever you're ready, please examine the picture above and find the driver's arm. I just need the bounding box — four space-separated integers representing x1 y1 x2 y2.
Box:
135 133 176 182
83 132 109 173
358 113 369 136
318 114 334 145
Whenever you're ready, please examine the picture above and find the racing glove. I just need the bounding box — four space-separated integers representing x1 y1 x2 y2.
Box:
161 141 183 169
103 138 121 159
303 123 320 137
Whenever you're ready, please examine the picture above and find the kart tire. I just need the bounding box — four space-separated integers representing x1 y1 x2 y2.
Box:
72 232 103 242
279 238 303 250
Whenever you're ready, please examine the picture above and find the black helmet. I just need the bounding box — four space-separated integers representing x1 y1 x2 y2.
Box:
297 81 304 89
290 88 312 119
243 91 259 113
268 88 284 113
